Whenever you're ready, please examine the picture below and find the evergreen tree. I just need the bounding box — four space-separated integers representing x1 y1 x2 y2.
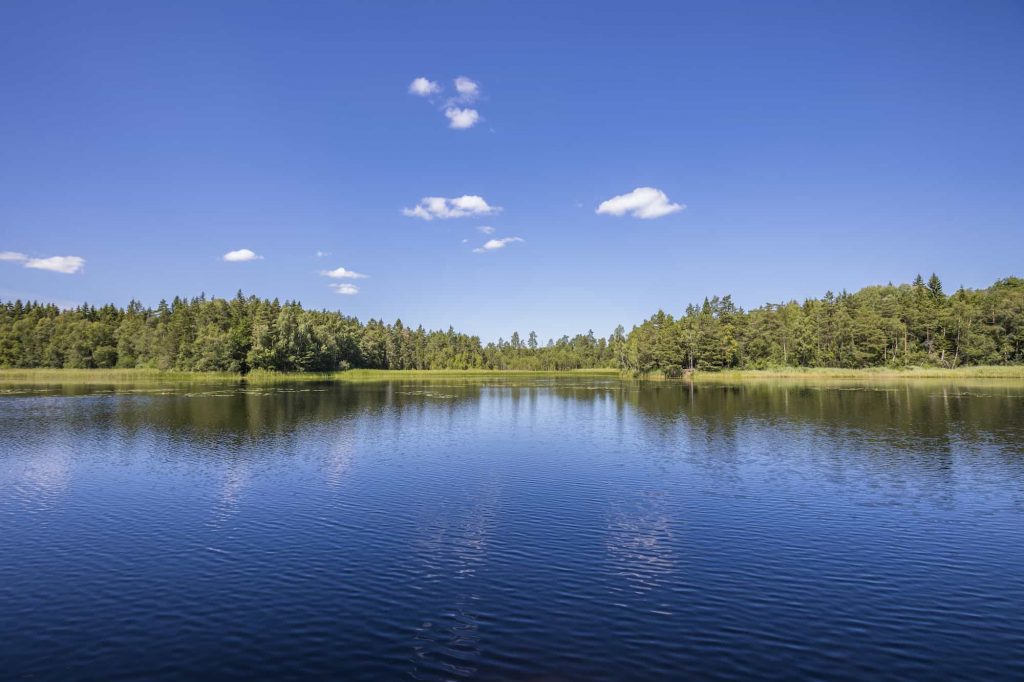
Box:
1 274 1022 374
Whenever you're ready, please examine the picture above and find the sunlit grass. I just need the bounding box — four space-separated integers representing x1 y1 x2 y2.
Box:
1 365 1022 386
0 368 233 384
684 366 1024 380
0 367 623 385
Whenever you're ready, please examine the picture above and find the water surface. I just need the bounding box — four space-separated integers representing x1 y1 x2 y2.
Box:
2 377 1023 680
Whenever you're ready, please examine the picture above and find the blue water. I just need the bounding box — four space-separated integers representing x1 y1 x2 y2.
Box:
2 378 1023 680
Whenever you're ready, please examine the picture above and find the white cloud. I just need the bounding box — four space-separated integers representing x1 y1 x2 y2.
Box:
315 250 331 258
403 195 500 220
476 225 495 234
410 75 484 129
409 77 440 96
320 266 367 279
596 187 685 219
453 76 479 102
24 256 85 274
473 236 523 253
445 107 480 129
223 248 261 262
1 251 85 274
450 195 494 213
330 283 359 295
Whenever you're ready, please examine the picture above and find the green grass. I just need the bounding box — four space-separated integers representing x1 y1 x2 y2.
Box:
242 368 624 384
0 367 623 385
1 365 1022 386
683 366 1024 381
0 368 232 384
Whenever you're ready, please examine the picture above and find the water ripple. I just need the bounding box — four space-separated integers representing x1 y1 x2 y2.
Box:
1 379 1023 680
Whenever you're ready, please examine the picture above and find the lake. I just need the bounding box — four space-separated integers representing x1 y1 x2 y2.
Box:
2 377 1023 680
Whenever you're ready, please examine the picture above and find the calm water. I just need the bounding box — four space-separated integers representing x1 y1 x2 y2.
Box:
2 377 1023 681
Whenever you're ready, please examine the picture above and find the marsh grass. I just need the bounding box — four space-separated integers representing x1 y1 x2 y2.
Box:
0 368 235 385
683 366 1024 381
0 367 623 385
1 365 1022 386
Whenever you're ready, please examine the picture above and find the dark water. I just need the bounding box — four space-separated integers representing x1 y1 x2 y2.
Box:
2 377 1023 681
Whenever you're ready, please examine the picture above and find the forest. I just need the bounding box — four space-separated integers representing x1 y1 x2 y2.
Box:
1 274 1022 374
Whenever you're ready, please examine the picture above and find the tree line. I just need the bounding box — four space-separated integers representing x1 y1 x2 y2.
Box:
1 274 1021 373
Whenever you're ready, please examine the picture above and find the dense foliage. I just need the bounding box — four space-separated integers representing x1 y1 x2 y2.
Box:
621 274 1024 375
1 274 1022 373
0 293 614 372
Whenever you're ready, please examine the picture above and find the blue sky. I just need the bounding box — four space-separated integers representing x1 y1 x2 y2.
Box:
1 0 1022 341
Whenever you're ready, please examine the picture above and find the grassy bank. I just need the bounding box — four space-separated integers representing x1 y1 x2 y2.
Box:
681 366 1024 381
0 368 237 384
0 365 1022 386
0 367 623 385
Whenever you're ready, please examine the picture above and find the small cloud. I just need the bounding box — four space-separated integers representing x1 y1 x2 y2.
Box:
320 266 367 279
476 225 495 234
453 76 480 102
411 75 484 129
596 187 685 219
330 283 359 295
24 255 85 274
315 251 331 258
2 251 85 274
403 195 500 220
445 107 480 129
223 248 262 262
473 236 523 253
409 77 440 96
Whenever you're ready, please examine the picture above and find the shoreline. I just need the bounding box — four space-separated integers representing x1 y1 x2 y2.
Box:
1 366 1023 385
671 366 1024 381
0 368 621 385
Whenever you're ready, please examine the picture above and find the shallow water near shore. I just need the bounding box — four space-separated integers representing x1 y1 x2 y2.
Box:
2 377 1023 680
